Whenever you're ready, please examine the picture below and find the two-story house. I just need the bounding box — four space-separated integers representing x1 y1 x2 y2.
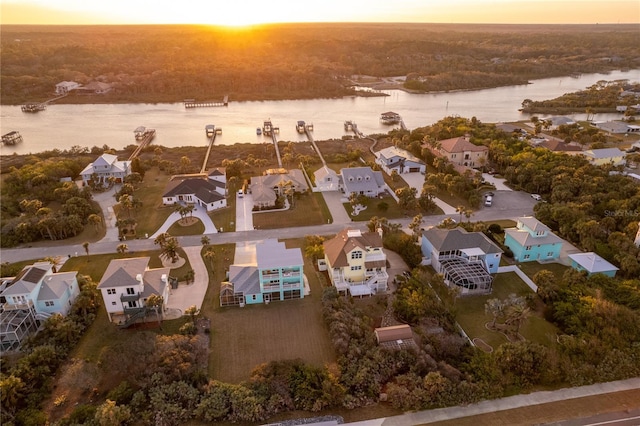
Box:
425 135 488 171
0 262 80 351
340 167 386 198
220 239 305 306
421 227 502 295
313 166 341 192
375 146 426 175
504 217 563 263
97 257 171 325
581 148 626 167
249 169 309 209
323 228 388 297
162 168 227 212
80 153 132 186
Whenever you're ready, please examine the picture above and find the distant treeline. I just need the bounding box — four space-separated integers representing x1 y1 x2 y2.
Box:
2 23 639 104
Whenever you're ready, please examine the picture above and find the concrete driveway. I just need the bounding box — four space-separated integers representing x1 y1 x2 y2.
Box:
92 187 120 242
385 249 409 293
401 172 457 215
482 173 512 191
165 245 209 317
321 191 352 224
150 204 217 239
235 193 254 231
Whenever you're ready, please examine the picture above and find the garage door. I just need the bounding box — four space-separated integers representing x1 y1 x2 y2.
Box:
409 167 421 173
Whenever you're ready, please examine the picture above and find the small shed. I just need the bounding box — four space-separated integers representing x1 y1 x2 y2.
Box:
374 324 416 349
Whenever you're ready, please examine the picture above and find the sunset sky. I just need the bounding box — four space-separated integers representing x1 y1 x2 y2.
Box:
2 0 639 26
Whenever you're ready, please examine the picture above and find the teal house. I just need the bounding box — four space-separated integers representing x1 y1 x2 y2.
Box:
504 217 563 263
569 252 619 277
220 239 306 307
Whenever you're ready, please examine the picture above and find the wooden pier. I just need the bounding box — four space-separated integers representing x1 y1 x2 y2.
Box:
128 128 156 160
201 127 219 173
2 131 23 145
303 125 326 166
184 95 229 109
344 120 365 138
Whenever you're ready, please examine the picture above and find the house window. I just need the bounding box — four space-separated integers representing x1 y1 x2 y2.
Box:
127 301 137 308
126 288 135 295
112 301 117 306
45 301 54 307
107 289 116 295
252 295 257 301
525 246 531 251
489 264 494 269
350 265 362 271
524 254 530 260
351 251 363 259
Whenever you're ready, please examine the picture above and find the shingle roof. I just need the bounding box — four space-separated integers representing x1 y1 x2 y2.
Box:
256 239 303 269
569 252 619 273
38 272 77 300
98 257 150 289
437 136 488 154
163 178 225 203
341 167 385 194
376 146 425 165
2 263 51 296
422 228 502 254
228 265 260 294
324 229 384 268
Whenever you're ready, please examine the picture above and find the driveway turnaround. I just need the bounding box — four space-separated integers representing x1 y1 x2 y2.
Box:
150 204 217 239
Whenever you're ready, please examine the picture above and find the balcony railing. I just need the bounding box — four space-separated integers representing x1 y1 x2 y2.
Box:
120 292 141 302
1 300 34 311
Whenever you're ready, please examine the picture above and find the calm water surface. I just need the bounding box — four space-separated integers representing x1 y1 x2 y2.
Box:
1 69 638 155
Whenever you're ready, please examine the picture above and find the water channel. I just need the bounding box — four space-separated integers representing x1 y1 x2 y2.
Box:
1 69 638 155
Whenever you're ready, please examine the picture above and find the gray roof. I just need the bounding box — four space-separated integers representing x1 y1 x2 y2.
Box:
422 227 502 254
2 262 51 296
505 228 563 247
376 146 425 166
256 239 303 269
341 167 385 194
228 265 260 295
38 272 77 300
569 252 619 273
314 165 339 180
163 178 225 203
584 148 626 159
141 268 169 298
98 257 150 289
519 216 550 233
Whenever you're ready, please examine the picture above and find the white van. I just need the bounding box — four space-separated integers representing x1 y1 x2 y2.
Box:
484 195 492 207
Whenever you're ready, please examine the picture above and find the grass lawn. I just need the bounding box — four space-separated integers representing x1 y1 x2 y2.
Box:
344 193 408 221
167 217 205 236
209 205 236 233
456 272 559 350
252 192 332 229
519 262 570 281
128 167 174 238
206 238 336 384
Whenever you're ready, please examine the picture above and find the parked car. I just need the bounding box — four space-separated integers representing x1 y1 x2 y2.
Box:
238 190 244 198
531 194 542 201
484 195 493 206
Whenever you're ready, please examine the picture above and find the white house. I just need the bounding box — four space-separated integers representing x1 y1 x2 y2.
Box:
249 169 309 208
340 167 386 198
80 153 132 186
375 146 426 175
0 262 80 351
162 169 227 212
313 166 341 192
55 81 80 95
97 257 171 325
593 121 640 134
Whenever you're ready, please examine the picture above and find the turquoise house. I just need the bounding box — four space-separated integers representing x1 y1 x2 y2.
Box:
220 239 305 307
569 252 619 277
504 217 563 263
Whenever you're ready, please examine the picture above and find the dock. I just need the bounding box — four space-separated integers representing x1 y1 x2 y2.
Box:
344 120 365 138
302 124 326 166
184 95 229 108
2 131 23 145
128 128 156 160
21 103 46 113
201 125 221 173
262 120 283 167
381 111 407 130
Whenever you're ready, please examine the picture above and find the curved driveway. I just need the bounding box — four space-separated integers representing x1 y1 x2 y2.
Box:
150 204 218 239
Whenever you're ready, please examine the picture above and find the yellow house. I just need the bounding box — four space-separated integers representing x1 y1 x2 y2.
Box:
582 148 626 167
323 228 388 297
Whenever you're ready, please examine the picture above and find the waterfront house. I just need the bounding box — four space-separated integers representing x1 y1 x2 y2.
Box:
162 169 227 212
97 257 171 325
249 169 309 209
504 217 563 263
323 228 388 297
593 121 640 134
0 262 80 351
80 153 132 186
538 139 583 154
425 135 488 171
220 239 305 306
421 227 502 295
313 166 341 192
55 81 80 95
340 167 386 198
569 252 619 277
76 81 113 95
375 146 426 175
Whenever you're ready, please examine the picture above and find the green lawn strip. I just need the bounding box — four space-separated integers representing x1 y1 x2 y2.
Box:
518 262 570 281
128 167 174 238
208 204 236 233
252 192 331 229
343 194 408 222
208 238 336 384
167 218 205 236
456 272 558 349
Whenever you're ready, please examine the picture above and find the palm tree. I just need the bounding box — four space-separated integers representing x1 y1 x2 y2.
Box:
42 256 62 273
82 242 90 257
160 236 181 263
485 298 504 328
154 232 170 249
505 304 530 336
116 244 129 255
146 294 164 329
201 235 211 246
185 305 199 325
203 249 216 270
118 194 134 218
87 214 102 233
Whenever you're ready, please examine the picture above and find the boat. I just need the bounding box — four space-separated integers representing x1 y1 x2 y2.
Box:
205 124 215 137
263 120 273 136
2 131 23 145
21 103 46 113
134 126 147 141
256 127 262 135
296 121 306 133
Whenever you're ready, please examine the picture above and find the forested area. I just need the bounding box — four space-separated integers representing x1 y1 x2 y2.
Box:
2 23 639 104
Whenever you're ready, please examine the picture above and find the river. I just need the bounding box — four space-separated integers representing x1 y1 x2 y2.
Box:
1 69 638 155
